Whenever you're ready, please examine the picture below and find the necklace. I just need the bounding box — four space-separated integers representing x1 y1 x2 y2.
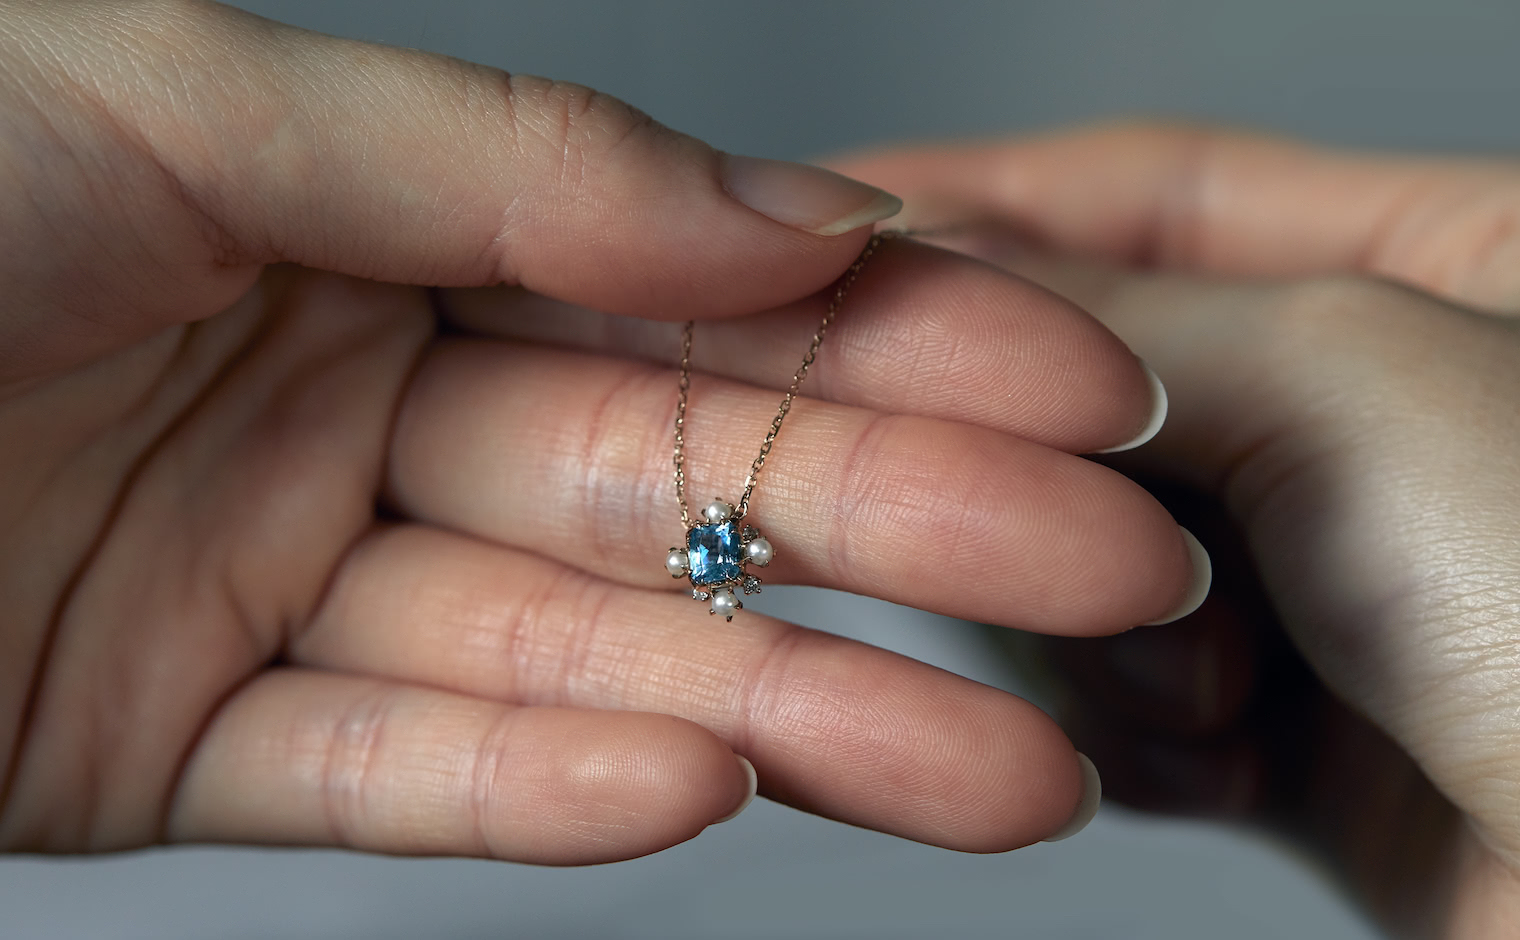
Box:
664 231 894 620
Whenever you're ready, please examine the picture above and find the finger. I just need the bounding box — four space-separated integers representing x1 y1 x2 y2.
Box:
387 339 1207 634
6 1 899 374
289 523 1093 851
441 237 1165 455
167 668 755 865
829 122 1520 311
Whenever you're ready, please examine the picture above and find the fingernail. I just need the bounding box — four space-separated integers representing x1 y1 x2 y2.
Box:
1094 360 1169 454
1143 528 1213 626
714 755 758 823
720 153 903 236
1044 753 1103 842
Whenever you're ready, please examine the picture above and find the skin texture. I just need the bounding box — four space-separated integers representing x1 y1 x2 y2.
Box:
0 3 1196 864
830 123 1520 938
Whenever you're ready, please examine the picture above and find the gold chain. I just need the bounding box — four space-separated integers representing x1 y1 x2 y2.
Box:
673 230 895 528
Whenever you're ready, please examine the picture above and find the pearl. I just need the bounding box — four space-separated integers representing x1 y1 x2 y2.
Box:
744 537 773 566
710 587 738 618
665 549 689 577
703 499 734 523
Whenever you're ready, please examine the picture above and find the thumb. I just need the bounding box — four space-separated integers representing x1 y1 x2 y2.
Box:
2 0 900 373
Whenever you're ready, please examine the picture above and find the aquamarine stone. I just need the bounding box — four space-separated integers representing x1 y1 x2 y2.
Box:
687 520 742 586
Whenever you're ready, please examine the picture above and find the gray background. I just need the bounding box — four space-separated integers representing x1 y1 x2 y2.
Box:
5 1 1520 937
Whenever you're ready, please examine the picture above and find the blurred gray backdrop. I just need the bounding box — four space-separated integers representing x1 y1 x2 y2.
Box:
6 2 1520 938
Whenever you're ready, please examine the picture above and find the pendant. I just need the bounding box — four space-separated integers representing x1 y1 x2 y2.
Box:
664 498 773 621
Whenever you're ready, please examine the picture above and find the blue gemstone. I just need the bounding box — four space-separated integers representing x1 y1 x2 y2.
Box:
687 520 742 586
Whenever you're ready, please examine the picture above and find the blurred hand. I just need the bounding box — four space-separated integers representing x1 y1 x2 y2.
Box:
834 123 1520 937
0 3 1202 864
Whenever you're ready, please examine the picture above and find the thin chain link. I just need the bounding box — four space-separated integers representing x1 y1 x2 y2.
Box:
672 308 696 528
673 230 895 527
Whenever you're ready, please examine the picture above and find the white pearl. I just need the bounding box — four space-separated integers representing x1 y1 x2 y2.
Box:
744 537 773 566
665 549 688 577
710 587 738 618
703 499 733 523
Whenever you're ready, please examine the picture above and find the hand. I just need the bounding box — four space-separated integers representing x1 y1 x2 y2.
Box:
833 123 1520 936
0 4 1202 864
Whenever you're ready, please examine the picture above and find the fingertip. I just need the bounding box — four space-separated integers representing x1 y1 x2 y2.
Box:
624 715 760 841
1043 752 1103 842
714 755 758 824
1143 528 1213 626
1093 360 1169 454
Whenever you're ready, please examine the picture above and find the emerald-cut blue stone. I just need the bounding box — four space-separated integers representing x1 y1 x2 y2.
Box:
687 520 742 586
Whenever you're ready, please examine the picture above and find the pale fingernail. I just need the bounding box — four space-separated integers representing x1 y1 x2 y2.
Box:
1143 528 1213 626
714 755 758 823
720 154 903 236
1094 360 1169 454
1044 753 1103 842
